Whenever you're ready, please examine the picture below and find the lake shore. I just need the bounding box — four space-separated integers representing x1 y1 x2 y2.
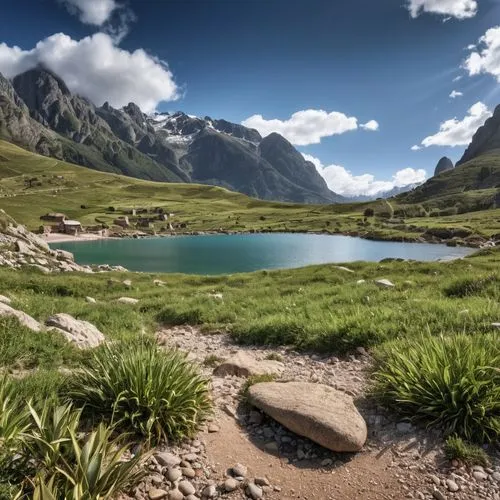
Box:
43 233 113 243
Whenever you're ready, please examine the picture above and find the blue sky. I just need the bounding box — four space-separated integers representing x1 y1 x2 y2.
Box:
1 0 500 196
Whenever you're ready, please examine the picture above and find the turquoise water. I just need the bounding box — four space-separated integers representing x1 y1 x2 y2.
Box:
51 233 473 275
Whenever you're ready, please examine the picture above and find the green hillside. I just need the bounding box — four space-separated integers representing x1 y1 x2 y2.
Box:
0 140 499 241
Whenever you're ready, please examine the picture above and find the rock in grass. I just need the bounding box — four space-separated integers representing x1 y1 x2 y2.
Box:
248 382 367 452
45 313 105 349
0 295 11 305
213 352 283 378
116 297 139 304
0 302 42 331
85 296 96 304
375 278 395 288
334 266 354 273
492 323 500 329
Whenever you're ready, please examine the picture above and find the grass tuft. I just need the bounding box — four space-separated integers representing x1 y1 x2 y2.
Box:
444 435 490 467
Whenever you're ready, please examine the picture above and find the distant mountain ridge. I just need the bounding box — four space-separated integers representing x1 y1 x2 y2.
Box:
0 67 342 204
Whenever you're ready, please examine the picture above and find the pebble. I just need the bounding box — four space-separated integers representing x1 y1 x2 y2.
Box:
232 463 247 478
246 483 263 499
264 441 279 452
156 452 181 467
202 484 217 497
321 458 333 467
429 474 441 486
446 479 459 492
432 489 446 500
178 480 196 496
181 467 196 478
148 488 168 500
166 468 182 482
224 478 239 492
208 423 220 433
168 490 183 500
254 477 270 487
473 471 488 481
492 472 500 482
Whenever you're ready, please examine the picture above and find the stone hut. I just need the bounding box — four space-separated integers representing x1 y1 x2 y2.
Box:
59 220 82 235
114 216 130 228
40 212 67 223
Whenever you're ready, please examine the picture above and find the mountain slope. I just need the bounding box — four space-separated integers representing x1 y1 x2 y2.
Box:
0 68 342 204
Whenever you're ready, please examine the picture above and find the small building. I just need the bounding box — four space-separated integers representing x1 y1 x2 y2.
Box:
40 212 67 223
59 220 82 235
114 216 130 228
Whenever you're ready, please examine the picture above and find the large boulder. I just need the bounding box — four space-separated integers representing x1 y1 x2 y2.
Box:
45 313 105 348
248 382 367 452
0 302 42 331
213 352 284 378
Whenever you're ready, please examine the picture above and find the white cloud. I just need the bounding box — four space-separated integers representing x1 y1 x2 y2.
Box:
407 0 478 19
449 90 463 98
59 0 118 26
0 33 179 113
420 102 492 147
303 153 426 197
452 75 463 82
464 26 500 81
242 109 363 146
411 145 422 151
360 120 379 131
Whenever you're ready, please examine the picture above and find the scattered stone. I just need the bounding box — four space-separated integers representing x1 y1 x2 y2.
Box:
446 479 459 492
429 475 441 486
166 468 182 482
0 302 42 331
45 313 105 349
492 471 500 482
202 484 217 498
85 296 96 304
0 295 11 305
492 322 500 329
432 489 446 500
154 279 166 287
168 490 183 500
248 411 263 425
224 478 239 492
375 278 395 288
248 381 367 452
472 470 488 481
246 483 263 499
396 421 412 433
356 279 366 284
321 458 333 467
209 293 223 300
123 279 132 287
178 480 196 496
116 297 139 305
254 477 270 487
181 467 196 478
334 266 354 273
231 463 248 478
207 423 220 433
214 351 284 378
156 452 181 467
264 441 279 452
149 488 168 500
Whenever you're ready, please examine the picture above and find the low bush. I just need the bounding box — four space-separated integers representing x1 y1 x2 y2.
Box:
444 275 500 299
444 435 490 467
69 342 212 444
373 333 500 443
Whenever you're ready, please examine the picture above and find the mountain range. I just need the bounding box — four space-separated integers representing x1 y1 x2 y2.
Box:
0 67 342 204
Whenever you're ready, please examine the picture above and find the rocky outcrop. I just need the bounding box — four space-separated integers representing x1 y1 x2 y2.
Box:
0 302 42 331
434 157 454 176
213 352 284 378
248 382 367 452
45 313 105 348
458 105 500 165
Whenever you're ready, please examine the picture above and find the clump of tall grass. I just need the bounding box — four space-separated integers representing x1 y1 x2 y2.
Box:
373 333 500 443
444 274 499 299
444 435 490 467
69 342 212 444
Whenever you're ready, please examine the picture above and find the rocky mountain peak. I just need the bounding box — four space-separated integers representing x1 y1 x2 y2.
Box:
434 157 454 176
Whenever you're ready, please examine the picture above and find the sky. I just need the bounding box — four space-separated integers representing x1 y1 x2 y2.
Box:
1 0 500 197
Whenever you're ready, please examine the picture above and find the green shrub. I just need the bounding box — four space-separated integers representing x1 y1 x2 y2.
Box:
373 333 500 443
241 373 276 401
444 275 499 299
444 435 490 467
69 343 212 444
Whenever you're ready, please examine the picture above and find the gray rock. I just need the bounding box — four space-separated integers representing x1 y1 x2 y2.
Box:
231 463 247 478
208 423 220 433
149 488 168 500
473 470 488 481
246 483 263 499
0 302 42 331
156 452 181 467
248 382 367 452
446 479 459 492
492 471 500 482
214 351 284 378
45 313 105 348
375 278 395 288
224 478 239 492
254 477 270 486
168 490 183 500
116 297 139 304
0 295 11 305
85 296 96 304
178 480 195 496
202 484 217 498
166 468 182 482
181 467 195 478
432 489 446 500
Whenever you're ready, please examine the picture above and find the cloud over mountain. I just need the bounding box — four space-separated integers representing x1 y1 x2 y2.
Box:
0 33 179 113
420 102 492 147
464 26 500 82
242 109 377 146
303 154 426 197
406 0 478 19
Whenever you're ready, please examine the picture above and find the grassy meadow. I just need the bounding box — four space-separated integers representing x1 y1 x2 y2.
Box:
1 140 500 241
